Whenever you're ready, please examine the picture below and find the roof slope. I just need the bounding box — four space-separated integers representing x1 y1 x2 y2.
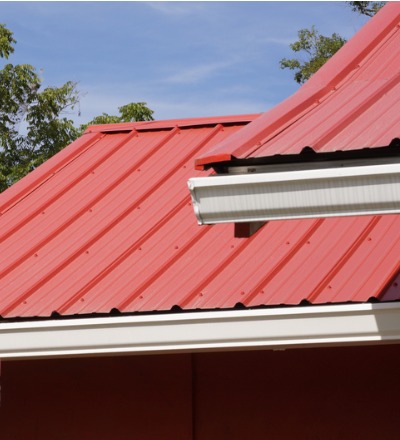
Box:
2 4 400 320
0 115 400 320
196 2 400 169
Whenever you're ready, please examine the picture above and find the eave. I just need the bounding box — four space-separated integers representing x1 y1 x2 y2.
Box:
1 303 400 360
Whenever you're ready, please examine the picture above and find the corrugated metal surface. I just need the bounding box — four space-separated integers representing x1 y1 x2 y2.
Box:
195 2 400 169
0 114 400 319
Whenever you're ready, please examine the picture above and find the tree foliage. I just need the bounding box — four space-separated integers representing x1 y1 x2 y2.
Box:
0 23 15 59
79 102 154 133
0 23 80 191
347 1 385 17
280 26 346 84
280 1 385 84
0 24 154 193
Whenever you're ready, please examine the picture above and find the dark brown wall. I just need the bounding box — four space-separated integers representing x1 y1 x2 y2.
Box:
194 345 400 440
1 344 400 440
0 354 193 440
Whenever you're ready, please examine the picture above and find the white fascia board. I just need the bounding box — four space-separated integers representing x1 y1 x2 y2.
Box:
188 162 400 224
1 303 400 360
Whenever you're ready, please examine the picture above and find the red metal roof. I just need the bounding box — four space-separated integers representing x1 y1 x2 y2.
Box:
195 2 400 169
0 114 400 319
2 4 400 321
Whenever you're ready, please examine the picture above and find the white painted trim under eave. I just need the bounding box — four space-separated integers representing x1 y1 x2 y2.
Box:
1 303 400 360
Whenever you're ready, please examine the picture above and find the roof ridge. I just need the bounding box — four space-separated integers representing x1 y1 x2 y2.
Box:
85 114 260 134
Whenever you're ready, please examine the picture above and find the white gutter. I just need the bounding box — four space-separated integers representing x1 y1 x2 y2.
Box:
188 162 400 224
1 303 400 360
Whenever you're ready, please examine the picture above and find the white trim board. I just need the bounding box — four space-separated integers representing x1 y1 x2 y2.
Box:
188 162 400 224
1 303 400 360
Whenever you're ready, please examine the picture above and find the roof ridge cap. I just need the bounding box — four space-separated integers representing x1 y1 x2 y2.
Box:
85 114 260 134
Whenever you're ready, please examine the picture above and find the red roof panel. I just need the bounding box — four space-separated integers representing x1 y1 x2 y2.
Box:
0 114 400 319
195 3 400 169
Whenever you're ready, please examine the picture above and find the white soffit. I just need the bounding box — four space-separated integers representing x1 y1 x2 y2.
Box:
1 303 400 360
188 162 400 224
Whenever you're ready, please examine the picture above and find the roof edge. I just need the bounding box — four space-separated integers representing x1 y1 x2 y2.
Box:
1 302 399 359
85 114 261 134
0 114 259 214
0 131 103 215
194 2 400 169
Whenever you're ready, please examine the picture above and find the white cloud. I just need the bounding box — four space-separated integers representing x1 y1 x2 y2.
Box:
72 81 270 124
146 2 207 17
148 96 270 121
164 59 238 84
260 36 296 46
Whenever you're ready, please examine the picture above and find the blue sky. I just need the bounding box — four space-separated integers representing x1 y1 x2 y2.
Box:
1 1 371 124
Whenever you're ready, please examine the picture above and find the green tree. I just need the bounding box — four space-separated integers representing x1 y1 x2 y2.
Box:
280 26 346 84
0 23 15 59
0 23 80 191
0 24 154 193
280 1 385 84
